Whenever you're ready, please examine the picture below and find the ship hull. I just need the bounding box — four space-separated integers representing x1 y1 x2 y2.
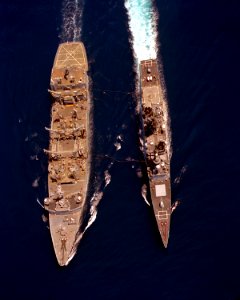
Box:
140 59 171 247
44 42 90 265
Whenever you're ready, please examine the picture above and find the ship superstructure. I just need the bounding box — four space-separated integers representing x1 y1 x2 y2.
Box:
44 42 90 265
140 59 171 247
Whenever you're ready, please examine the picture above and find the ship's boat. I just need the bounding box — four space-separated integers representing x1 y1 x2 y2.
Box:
140 59 171 247
44 42 90 265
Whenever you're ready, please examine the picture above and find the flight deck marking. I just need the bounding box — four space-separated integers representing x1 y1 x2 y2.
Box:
56 44 86 67
61 45 82 66
155 210 170 220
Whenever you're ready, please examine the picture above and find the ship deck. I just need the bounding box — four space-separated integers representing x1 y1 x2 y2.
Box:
45 42 90 266
140 59 171 248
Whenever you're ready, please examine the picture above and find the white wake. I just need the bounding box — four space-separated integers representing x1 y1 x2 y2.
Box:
60 0 84 42
124 0 159 67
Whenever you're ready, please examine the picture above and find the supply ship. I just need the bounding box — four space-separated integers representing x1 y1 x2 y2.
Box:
44 42 90 266
140 59 171 247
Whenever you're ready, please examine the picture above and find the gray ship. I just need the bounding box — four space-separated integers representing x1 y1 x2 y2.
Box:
44 42 90 265
140 59 171 247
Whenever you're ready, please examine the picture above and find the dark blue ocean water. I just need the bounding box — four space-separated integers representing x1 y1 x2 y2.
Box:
0 0 240 299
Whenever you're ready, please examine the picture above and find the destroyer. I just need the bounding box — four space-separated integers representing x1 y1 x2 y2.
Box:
44 42 90 265
140 59 171 247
